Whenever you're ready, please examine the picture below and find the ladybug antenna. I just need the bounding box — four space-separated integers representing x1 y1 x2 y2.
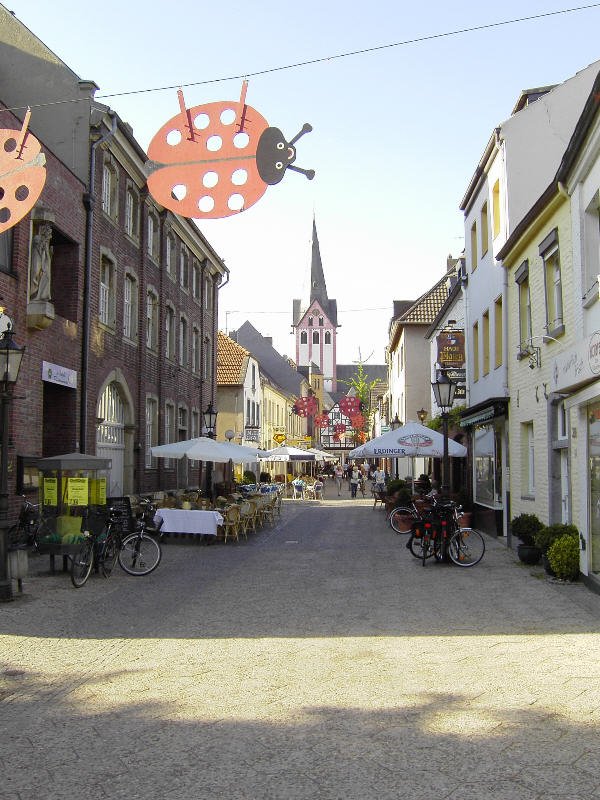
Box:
287 165 315 181
288 123 312 147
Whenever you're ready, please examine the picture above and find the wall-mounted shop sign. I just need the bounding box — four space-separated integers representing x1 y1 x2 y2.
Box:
42 361 77 388
436 330 465 368
551 331 600 392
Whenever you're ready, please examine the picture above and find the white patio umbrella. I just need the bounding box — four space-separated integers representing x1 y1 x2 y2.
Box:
348 420 467 459
259 445 316 462
151 437 264 464
308 447 332 461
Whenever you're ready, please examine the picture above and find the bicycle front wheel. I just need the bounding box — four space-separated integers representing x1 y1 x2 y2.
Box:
389 507 417 534
71 540 94 587
100 533 119 578
118 533 161 576
448 528 485 567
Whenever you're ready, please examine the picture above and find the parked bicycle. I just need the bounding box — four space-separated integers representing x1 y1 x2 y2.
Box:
405 499 485 568
8 495 58 552
71 502 162 587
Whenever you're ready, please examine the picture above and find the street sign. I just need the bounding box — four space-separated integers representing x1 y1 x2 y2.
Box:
273 433 286 444
381 425 390 433
446 368 466 381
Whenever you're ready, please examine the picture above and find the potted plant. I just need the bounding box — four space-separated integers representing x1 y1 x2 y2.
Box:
547 530 580 581
534 523 579 575
383 479 411 515
511 513 544 564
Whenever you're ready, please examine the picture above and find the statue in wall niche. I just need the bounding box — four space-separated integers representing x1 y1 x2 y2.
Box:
30 222 53 302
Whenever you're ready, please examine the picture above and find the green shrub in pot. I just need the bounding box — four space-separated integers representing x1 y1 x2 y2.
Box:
511 513 544 546
534 523 578 554
547 533 580 581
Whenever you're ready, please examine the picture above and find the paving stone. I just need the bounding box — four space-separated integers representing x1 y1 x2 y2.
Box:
4 499 600 798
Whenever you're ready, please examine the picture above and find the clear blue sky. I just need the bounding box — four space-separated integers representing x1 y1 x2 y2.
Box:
6 1 600 363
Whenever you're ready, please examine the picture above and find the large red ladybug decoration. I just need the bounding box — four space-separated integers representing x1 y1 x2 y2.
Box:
146 83 314 219
339 396 362 418
0 109 46 234
293 395 318 418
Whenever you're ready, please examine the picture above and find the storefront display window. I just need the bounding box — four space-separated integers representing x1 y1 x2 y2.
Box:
474 422 502 509
588 402 600 573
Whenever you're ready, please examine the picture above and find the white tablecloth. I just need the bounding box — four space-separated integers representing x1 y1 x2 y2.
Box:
154 509 224 536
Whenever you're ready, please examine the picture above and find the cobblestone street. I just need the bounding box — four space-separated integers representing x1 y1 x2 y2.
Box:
3 495 600 799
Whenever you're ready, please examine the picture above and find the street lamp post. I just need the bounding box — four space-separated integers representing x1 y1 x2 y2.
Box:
390 413 402 480
0 325 25 602
431 369 456 497
202 402 218 500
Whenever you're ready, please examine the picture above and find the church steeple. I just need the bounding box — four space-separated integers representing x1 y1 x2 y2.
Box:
309 218 338 326
291 218 339 392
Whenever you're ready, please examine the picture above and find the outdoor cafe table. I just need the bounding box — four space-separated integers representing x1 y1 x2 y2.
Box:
154 508 224 538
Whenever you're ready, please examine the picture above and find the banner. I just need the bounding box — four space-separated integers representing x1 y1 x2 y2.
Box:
437 330 465 368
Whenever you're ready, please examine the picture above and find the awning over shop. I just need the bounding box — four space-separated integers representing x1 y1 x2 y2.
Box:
460 398 509 428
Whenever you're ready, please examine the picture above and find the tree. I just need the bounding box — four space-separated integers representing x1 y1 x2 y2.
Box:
338 363 379 441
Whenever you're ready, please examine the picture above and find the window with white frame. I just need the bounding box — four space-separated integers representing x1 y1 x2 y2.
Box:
123 273 138 340
165 305 175 360
204 274 212 309
164 402 176 469
523 421 535 496
192 260 201 299
146 289 158 350
192 326 200 372
313 331 319 345
583 191 600 301
101 162 117 219
300 331 307 344
125 186 139 239
180 248 189 290
539 229 563 335
178 406 188 441
166 234 176 277
324 331 331 345
99 254 116 327
145 397 158 468
179 316 188 367
147 211 159 260
515 260 532 351
558 400 568 440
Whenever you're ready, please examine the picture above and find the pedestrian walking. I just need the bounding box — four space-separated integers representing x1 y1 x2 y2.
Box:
350 466 360 498
334 463 343 496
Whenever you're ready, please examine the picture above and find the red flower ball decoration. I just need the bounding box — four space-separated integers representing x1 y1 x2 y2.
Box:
350 413 365 430
294 396 318 418
358 431 368 443
314 413 329 429
334 423 347 434
339 396 362 418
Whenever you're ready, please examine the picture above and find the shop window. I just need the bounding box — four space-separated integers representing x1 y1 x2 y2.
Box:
16 456 40 495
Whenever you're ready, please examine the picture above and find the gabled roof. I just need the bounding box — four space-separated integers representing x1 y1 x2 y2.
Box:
216 331 251 385
230 321 308 396
396 273 450 325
